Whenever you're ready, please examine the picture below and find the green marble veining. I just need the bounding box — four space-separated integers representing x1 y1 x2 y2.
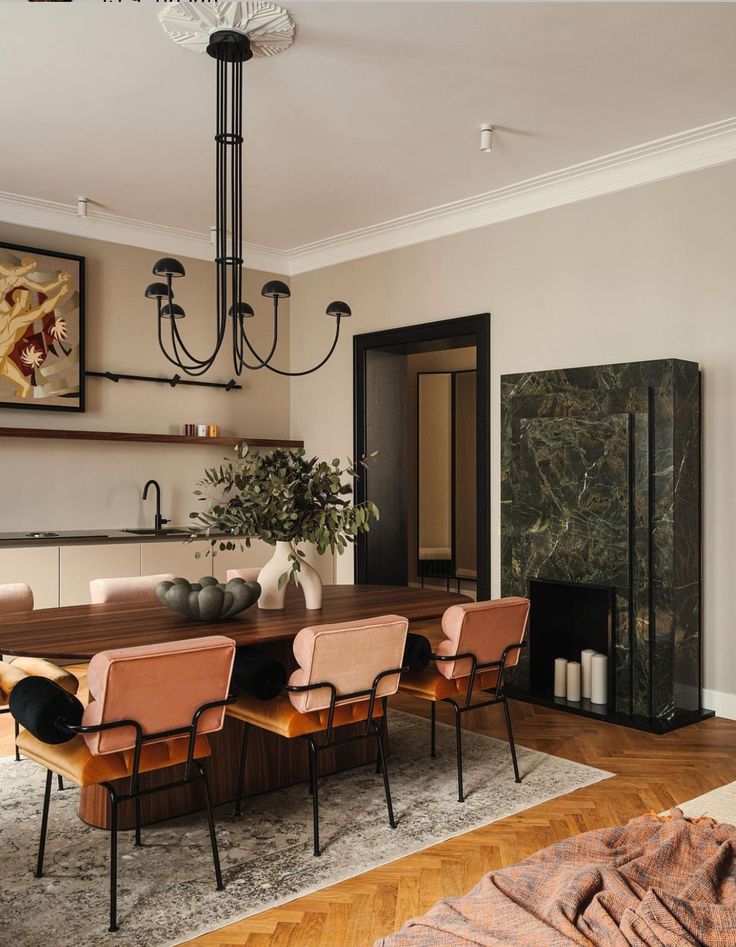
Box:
501 359 701 724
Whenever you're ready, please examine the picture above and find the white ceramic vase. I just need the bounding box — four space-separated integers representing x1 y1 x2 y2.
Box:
257 541 323 610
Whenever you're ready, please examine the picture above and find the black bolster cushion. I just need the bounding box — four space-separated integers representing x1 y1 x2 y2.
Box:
233 646 287 701
403 632 432 672
9 676 84 745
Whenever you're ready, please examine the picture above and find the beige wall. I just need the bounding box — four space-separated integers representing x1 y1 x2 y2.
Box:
0 222 291 532
288 161 736 704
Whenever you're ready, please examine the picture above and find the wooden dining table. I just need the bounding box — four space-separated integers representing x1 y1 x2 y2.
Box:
1 584 469 830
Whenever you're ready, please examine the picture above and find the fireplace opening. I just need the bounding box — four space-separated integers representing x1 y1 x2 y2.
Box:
528 578 615 710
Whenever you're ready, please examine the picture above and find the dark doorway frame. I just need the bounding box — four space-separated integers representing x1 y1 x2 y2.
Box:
353 313 491 601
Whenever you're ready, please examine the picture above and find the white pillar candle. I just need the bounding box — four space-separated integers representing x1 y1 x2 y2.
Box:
591 653 608 706
566 661 581 702
554 658 568 698
581 649 596 700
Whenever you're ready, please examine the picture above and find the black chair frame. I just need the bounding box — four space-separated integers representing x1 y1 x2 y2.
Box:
35 692 236 933
429 641 526 802
234 666 407 856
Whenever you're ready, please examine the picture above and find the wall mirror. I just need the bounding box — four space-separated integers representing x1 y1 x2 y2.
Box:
417 369 477 587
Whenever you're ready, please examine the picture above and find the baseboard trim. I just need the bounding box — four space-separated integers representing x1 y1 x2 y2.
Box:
702 688 736 721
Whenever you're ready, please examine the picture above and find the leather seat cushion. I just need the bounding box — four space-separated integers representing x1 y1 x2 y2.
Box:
399 667 499 702
9 658 79 695
0 662 28 705
15 730 211 788
227 692 384 739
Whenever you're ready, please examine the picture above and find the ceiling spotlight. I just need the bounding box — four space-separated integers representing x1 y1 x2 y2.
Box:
77 196 88 218
480 123 494 153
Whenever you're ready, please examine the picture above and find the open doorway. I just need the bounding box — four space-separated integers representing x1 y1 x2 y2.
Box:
353 314 490 601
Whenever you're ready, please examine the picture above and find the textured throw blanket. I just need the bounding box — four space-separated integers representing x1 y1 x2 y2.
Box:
377 812 736 946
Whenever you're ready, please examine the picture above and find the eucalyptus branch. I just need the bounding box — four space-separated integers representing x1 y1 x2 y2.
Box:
189 444 379 586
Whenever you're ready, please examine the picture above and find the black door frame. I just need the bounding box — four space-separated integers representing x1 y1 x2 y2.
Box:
353 313 491 601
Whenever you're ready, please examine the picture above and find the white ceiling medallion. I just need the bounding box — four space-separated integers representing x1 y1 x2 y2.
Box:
159 1 295 58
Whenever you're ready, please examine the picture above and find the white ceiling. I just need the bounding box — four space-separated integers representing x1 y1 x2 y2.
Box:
2 2 736 251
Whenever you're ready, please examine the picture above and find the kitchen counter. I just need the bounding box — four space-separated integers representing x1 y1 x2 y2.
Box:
0 529 222 549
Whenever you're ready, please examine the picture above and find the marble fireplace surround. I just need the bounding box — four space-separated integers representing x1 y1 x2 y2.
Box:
501 359 711 732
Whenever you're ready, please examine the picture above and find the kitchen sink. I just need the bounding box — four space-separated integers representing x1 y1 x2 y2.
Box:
121 527 191 536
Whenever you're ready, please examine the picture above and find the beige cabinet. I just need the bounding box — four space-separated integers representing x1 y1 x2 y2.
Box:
59 543 141 606
140 540 213 582
0 545 60 608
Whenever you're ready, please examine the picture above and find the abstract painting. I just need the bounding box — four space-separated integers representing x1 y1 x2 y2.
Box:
0 241 84 412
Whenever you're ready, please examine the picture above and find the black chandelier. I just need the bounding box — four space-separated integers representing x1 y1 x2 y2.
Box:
144 29 350 378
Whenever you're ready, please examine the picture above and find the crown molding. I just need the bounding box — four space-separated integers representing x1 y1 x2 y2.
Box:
287 116 736 274
0 190 290 275
2 117 735 279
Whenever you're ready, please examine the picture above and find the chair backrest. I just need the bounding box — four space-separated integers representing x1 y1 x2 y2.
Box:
89 573 175 605
435 597 530 680
82 635 235 755
225 567 261 582
288 614 408 714
0 582 33 614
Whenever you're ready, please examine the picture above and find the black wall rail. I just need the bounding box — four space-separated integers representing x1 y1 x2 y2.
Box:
86 371 241 392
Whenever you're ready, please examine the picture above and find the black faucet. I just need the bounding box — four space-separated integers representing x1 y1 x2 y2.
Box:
142 479 170 532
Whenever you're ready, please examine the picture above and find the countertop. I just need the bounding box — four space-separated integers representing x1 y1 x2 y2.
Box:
0 529 225 549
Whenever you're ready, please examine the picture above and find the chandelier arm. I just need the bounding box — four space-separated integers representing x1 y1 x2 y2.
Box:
168 315 227 370
257 317 342 377
157 313 212 375
169 320 219 377
156 291 227 376
232 314 268 372
239 297 280 367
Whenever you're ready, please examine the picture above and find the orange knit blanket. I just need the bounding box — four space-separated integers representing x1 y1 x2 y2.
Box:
377 811 736 946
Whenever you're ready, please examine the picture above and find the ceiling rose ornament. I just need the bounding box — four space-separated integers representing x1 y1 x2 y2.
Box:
148 2 348 378
159 1 295 58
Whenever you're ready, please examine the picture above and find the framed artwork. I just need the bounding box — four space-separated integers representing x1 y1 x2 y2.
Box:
0 240 85 412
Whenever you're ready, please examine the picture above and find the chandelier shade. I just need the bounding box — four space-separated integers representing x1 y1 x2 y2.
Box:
146 9 349 379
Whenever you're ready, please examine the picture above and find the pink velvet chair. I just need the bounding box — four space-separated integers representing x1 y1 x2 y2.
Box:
225 567 261 582
0 583 79 765
89 573 175 605
14 635 236 933
228 614 409 855
399 597 530 801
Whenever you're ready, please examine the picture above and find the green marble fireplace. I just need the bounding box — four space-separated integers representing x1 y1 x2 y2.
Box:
501 358 711 732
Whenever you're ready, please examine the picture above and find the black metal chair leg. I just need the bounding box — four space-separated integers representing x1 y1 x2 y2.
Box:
503 698 522 784
35 769 53 878
234 723 250 816
104 784 119 933
307 740 314 796
196 762 224 891
430 702 437 758
57 775 65 791
309 741 321 856
375 727 396 829
134 797 142 847
14 718 20 762
375 696 389 774
453 705 465 802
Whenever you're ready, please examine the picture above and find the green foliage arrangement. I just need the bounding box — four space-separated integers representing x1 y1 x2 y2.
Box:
190 443 379 587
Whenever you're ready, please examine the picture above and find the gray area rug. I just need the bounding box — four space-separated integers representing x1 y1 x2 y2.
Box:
675 780 736 824
0 710 611 946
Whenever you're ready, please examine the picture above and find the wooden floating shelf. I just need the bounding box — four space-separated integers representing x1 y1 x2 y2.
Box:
0 427 303 449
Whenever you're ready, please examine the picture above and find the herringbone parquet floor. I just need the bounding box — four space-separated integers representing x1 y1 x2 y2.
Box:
3 675 733 946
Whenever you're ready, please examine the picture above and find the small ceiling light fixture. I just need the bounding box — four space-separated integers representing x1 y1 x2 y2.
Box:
146 1 350 379
480 123 494 153
77 197 88 218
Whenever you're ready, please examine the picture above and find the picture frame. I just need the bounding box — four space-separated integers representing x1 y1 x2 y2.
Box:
0 240 85 413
